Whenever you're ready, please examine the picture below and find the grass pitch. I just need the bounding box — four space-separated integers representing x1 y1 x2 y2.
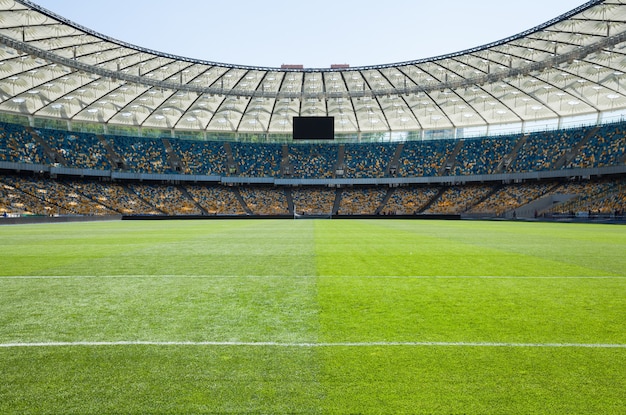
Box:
0 219 624 414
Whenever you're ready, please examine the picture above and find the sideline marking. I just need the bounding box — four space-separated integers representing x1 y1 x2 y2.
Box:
1 341 624 349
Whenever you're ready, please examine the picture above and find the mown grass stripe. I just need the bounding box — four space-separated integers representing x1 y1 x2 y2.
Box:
1 341 624 348
1 275 624 279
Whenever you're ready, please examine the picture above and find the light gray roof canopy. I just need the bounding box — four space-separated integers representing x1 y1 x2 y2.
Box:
0 0 624 135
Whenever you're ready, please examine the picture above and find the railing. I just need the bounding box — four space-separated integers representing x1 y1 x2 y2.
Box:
2 161 624 187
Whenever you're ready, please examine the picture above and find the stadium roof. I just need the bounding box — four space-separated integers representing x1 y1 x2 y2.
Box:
0 0 626 135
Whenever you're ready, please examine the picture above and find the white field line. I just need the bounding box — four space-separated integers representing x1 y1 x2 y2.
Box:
0 275 625 280
0 341 624 349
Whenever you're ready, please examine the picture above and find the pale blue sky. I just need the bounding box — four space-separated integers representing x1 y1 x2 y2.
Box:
33 0 586 68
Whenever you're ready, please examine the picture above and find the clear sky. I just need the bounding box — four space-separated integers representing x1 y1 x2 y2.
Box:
32 0 587 69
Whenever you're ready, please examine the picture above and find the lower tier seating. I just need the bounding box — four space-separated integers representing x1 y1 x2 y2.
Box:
2 174 623 219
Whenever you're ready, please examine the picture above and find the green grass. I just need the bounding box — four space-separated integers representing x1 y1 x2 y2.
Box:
0 219 624 414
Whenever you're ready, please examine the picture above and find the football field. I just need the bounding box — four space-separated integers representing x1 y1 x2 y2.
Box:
0 219 624 414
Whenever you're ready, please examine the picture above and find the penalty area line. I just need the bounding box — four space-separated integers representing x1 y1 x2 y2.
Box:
0 341 624 349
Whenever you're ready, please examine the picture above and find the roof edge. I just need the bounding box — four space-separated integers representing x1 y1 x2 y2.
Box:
18 0 604 72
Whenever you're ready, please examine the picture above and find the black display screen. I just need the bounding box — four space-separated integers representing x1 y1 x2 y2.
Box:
293 116 334 140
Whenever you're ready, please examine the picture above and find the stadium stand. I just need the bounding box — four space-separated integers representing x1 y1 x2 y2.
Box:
37 128 110 170
425 184 496 215
452 136 518 176
126 183 203 215
169 139 227 176
287 144 337 179
567 123 626 169
66 180 159 215
239 186 289 215
109 135 173 174
184 184 246 215
1 120 625 221
0 174 118 216
336 187 387 215
506 128 587 173
397 139 456 177
292 187 336 215
546 179 626 218
231 142 282 177
343 143 397 178
468 182 557 217
0 122 46 165
0 174 70 216
380 186 439 215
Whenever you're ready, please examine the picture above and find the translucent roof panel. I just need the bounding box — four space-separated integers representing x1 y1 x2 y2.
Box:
0 0 625 135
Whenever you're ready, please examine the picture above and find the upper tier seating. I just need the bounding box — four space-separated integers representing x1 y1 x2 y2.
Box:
168 139 227 176
288 144 337 179
452 135 518 176
568 124 626 169
343 143 397 178
1 120 625 183
397 139 456 177
506 128 587 172
36 128 110 170
0 122 46 164
109 135 173 174
231 142 282 177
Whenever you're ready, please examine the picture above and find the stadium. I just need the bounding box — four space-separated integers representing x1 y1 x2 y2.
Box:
0 1 625 414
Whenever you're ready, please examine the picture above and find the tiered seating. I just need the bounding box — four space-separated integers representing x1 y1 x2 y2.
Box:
568 123 626 169
452 136 517 175
0 175 71 216
3 175 116 216
231 142 282 177
507 128 585 172
380 186 439 215
0 122 46 164
469 182 554 216
397 139 455 177
184 184 246 215
2 119 626 219
425 184 495 214
127 183 202 215
110 135 172 173
548 179 624 215
337 187 386 215
239 187 288 215
1 121 625 179
588 180 626 214
1 173 624 218
66 181 159 215
169 139 227 176
292 187 336 214
343 143 397 178
288 143 337 178
38 129 110 170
